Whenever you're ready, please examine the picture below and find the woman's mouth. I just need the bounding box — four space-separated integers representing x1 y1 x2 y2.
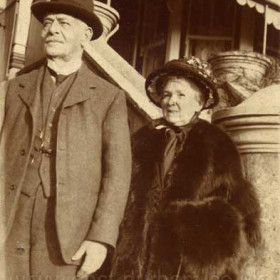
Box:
167 109 179 113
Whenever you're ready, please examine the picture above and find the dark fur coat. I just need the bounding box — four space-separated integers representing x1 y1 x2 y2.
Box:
110 119 261 280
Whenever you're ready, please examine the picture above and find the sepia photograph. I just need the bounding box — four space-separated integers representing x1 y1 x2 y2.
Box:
0 0 279 279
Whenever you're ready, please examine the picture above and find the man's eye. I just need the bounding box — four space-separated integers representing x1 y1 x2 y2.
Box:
60 22 70 26
179 93 185 97
43 21 52 27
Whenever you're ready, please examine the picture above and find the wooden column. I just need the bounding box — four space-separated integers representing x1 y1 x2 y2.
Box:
8 0 33 78
239 6 255 51
165 0 183 62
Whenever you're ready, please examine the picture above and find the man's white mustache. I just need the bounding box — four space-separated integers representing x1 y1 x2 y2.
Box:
46 38 63 43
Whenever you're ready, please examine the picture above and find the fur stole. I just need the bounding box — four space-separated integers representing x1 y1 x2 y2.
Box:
151 198 249 280
111 119 261 280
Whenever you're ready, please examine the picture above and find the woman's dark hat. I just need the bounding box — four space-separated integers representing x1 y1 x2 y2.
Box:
31 0 103 40
145 57 219 109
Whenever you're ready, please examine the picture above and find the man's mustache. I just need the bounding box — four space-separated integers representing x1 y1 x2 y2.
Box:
45 38 63 43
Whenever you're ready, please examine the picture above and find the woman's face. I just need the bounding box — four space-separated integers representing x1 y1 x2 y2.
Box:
161 77 204 126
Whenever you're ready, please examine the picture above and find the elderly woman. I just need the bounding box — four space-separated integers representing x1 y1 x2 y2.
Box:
111 57 261 280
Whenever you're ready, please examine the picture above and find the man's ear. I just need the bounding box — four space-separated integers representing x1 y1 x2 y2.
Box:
85 26 93 42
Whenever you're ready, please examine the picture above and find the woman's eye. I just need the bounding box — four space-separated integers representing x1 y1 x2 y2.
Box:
162 92 170 98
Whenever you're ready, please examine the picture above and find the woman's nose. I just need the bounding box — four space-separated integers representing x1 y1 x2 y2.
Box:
168 95 177 105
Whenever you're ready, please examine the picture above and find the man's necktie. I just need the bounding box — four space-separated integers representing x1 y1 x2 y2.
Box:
55 74 69 86
47 67 69 86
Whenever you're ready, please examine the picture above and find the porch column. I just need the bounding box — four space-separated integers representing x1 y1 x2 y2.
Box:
165 0 183 62
94 1 119 41
8 0 33 78
213 84 280 280
239 6 255 51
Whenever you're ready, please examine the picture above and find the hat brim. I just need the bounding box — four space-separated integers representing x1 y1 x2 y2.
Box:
145 62 219 110
31 1 103 40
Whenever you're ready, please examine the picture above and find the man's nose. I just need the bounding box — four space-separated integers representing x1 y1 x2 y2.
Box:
48 20 60 34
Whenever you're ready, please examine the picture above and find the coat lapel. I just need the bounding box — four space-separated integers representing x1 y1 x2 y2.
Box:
17 64 46 148
18 61 99 110
18 64 45 114
62 62 97 108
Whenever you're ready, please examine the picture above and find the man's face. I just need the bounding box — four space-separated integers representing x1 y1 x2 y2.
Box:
41 13 91 61
161 78 204 126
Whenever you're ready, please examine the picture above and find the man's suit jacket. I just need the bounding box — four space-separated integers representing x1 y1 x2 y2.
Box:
0 61 132 263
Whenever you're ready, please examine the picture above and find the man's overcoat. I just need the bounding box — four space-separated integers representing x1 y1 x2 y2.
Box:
0 61 131 263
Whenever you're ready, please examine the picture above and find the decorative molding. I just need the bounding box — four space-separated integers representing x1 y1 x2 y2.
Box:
209 51 272 83
209 51 272 106
9 51 25 70
213 84 280 154
214 113 280 153
94 1 120 40
235 0 280 30
5 0 33 78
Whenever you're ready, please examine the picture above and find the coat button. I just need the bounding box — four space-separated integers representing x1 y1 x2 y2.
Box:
16 247 25 255
20 149 26 156
10 184 17 191
57 181 65 187
30 155 35 164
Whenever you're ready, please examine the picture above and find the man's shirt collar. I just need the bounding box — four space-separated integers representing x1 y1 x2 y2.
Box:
47 59 82 76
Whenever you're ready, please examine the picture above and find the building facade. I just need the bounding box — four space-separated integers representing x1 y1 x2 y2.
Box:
1 0 280 278
1 1 279 116
111 0 280 75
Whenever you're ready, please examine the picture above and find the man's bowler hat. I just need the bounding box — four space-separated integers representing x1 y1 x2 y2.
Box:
31 0 103 40
145 57 219 109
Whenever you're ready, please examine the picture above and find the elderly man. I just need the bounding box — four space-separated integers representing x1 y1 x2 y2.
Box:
0 0 131 279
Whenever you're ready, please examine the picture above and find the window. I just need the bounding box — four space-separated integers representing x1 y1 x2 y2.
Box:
182 0 238 61
138 0 169 77
255 13 280 59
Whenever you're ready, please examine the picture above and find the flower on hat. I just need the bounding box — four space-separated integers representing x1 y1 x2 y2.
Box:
183 56 217 85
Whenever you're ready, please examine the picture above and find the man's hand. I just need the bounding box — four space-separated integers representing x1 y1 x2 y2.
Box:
72 240 108 279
